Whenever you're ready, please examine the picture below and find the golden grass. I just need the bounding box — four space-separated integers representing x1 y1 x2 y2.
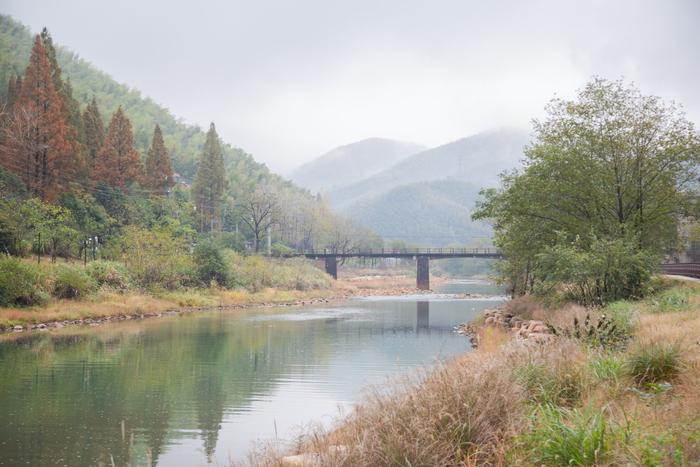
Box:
252 280 700 466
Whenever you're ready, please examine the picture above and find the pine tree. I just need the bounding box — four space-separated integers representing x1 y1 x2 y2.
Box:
82 97 104 166
144 124 175 195
92 106 143 190
192 123 227 231
0 36 72 200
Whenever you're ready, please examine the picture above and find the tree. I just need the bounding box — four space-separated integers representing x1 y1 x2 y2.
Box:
192 123 226 232
40 28 86 180
21 197 76 262
93 106 143 190
0 36 72 201
82 96 104 166
238 185 279 253
144 124 174 195
5 75 18 109
474 78 700 300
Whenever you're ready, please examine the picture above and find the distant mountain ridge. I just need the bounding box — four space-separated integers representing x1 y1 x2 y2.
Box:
327 128 529 246
290 138 425 193
330 128 528 209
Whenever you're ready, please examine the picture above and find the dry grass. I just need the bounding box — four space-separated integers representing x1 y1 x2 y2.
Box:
0 273 430 329
251 280 700 466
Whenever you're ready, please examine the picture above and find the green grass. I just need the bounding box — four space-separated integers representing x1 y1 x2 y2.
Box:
625 342 683 386
589 352 624 383
522 406 610 466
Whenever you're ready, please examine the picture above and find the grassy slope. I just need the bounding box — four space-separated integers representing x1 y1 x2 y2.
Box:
256 280 700 466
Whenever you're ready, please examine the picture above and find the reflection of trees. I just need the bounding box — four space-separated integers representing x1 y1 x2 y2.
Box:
0 301 470 466
0 316 335 466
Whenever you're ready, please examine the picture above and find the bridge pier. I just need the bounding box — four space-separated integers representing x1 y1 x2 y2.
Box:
324 256 338 279
417 256 430 290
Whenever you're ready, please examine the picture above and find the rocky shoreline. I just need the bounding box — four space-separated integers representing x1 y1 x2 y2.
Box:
1 285 431 334
455 307 554 347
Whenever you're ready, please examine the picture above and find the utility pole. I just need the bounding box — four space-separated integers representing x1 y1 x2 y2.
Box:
266 225 272 256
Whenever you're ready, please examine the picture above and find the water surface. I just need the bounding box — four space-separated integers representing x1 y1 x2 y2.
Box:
0 279 503 466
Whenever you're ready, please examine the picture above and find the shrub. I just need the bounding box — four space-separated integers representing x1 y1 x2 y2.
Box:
0 256 47 306
548 312 632 350
193 241 230 286
522 406 610 466
625 342 683 386
535 235 657 306
53 265 97 299
104 226 195 289
86 260 131 290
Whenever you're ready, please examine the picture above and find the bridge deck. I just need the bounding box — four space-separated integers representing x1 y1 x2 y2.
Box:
291 248 503 259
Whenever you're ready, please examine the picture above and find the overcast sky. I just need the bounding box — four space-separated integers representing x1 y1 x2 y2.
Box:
4 0 700 173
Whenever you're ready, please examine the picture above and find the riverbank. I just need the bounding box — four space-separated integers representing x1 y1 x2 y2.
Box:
259 278 700 466
0 273 445 332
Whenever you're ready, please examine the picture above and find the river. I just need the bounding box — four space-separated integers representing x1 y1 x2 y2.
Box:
0 279 505 466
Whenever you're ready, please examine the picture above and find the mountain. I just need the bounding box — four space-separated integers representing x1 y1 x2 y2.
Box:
0 15 280 194
290 138 425 193
330 128 528 209
345 179 492 246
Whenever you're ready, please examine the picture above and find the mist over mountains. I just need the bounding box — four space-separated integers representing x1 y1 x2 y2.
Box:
293 128 529 246
290 138 425 193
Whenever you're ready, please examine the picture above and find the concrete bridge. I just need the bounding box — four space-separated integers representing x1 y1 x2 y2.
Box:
293 248 503 290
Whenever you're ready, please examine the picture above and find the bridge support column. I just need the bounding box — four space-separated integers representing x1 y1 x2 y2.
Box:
325 256 338 279
417 256 429 290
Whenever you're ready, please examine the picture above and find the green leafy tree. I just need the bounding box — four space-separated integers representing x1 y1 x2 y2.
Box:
21 197 76 262
192 123 226 232
474 78 700 300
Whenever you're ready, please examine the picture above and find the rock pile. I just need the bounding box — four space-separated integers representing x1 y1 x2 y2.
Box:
455 308 554 346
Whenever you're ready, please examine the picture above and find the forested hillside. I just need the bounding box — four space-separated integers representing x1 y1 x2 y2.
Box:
0 15 268 186
346 180 491 246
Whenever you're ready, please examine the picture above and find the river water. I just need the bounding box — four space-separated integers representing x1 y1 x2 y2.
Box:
0 279 505 466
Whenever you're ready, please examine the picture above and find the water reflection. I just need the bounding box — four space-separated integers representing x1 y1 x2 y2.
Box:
0 279 503 466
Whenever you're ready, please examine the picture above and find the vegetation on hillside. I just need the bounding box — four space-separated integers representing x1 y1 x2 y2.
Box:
474 78 700 304
0 21 382 320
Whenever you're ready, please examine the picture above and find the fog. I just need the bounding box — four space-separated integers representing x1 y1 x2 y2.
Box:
4 0 699 172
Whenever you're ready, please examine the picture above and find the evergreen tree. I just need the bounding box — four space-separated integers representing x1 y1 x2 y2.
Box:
93 106 143 191
82 96 104 166
0 36 71 200
144 124 174 195
40 28 86 177
192 123 227 231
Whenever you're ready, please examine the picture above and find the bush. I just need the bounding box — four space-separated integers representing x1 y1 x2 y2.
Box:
625 342 683 386
53 265 97 299
104 226 195 289
535 235 657 306
652 288 692 313
523 406 610 466
193 241 230 286
86 260 131 290
0 256 47 306
548 312 632 350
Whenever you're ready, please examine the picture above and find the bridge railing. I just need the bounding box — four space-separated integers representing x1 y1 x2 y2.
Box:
661 262 700 279
296 247 503 256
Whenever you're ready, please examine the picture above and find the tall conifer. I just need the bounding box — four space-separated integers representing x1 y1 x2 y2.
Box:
40 28 86 177
92 107 143 190
0 36 71 200
82 97 104 167
192 123 227 231
144 124 174 195
5 75 17 109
